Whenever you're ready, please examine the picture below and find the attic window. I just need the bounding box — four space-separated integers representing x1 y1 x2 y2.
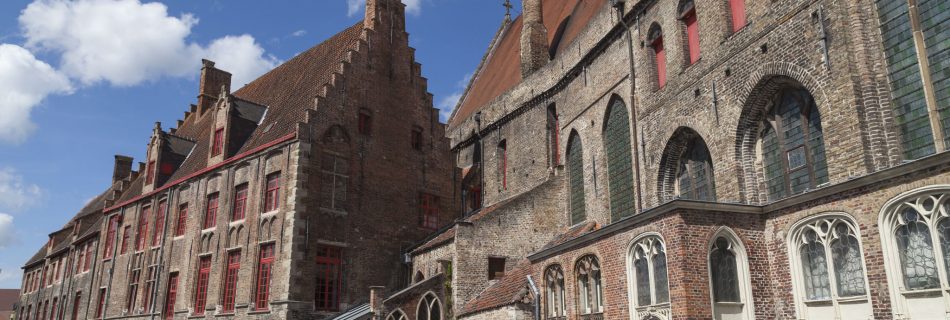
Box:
549 16 572 59
488 257 506 280
212 128 224 156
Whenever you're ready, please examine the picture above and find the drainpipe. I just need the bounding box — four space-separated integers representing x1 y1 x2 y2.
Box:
526 275 540 320
612 0 645 213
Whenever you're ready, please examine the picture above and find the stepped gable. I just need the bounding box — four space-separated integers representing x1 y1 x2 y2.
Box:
449 0 606 127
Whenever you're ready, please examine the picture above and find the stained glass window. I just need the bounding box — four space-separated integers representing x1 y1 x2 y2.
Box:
761 87 828 201
654 244 670 304
567 134 586 225
830 224 867 297
576 255 603 314
792 216 868 310
631 237 670 309
635 248 652 306
896 209 940 290
545 265 566 318
800 230 831 300
417 293 442 320
677 137 716 201
604 99 635 221
710 237 741 302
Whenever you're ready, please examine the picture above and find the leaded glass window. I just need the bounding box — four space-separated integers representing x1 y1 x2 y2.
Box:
800 230 831 300
416 293 442 320
630 236 670 310
830 224 867 297
604 98 635 221
791 216 869 306
576 255 603 315
567 134 586 225
544 265 566 318
386 310 407 320
676 137 716 201
896 209 940 290
760 86 829 201
710 237 741 302
635 248 652 306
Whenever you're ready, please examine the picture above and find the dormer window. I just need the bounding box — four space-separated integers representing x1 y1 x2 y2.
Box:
145 161 156 184
212 128 225 156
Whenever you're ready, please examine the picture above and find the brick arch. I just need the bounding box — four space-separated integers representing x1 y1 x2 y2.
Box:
734 63 828 204
656 126 714 203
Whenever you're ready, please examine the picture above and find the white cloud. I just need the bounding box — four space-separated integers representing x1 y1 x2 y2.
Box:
0 167 43 211
436 72 472 122
291 30 307 37
19 0 277 89
0 213 16 249
0 44 71 144
347 0 422 17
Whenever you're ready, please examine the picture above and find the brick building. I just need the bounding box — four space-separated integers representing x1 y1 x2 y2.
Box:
371 0 950 319
15 0 456 319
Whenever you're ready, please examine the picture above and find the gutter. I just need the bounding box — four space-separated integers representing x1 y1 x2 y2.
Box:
526 275 540 320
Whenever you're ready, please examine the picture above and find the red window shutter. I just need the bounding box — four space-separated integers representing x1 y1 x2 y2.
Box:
193 257 211 315
49 298 57 320
152 201 166 246
315 246 342 311
204 194 218 229
159 163 174 175
255 244 275 310
212 128 224 156
71 292 80 320
729 0 746 32
222 251 241 312
84 243 93 272
105 216 118 259
175 205 188 236
264 173 280 212
145 161 155 184
653 37 667 88
684 10 701 64
137 207 150 251
232 185 248 221
120 226 131 254
164 273 178 320
95 288 106 318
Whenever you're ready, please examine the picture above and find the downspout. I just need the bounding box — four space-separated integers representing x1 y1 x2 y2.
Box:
613 0 645 213
526 275 540 320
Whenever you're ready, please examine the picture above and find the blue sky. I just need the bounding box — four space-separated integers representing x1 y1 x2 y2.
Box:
0 0 521 289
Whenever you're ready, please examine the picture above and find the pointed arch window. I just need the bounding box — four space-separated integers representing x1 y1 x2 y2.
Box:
567 133 586 225
604 98 635 221
630 236 670 314
680 0 700 64
416 293 442 320
547 104 560 166
575 255 603 315
677 137 716 201
648 25 667 88
789 215 871 318
386 310 408 320
709 231 754 319
760 85 829 201
544 265 566 319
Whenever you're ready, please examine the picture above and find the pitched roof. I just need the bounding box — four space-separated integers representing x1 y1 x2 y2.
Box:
449 0 607 127
410 226 456 255
459 259 534 316
0 289 18 312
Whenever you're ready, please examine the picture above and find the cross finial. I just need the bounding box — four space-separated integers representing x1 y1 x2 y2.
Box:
503 0 513 21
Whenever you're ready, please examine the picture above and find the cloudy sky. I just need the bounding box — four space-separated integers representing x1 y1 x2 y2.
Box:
0 0 519 288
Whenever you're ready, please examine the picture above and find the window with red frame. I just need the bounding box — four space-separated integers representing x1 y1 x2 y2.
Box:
136 206 150 251
358 111 372 135
649 26 667 88
145 161 156 184
420 194 439 230
71 292 80 320
104 215 118 259
728 0 746 32
498 140 507 190
95 288 106 318
411 127 423 150
174 204 188 236
222 251 241 312
314 245 342 311
143 266 157 312
254 244 275 310
38 300 45 320
83 242 93 272
152 200 166 246
193 256 211 315
164 273 178 320
547 104 560 166
264 173 280 212
127 257 141 311
681 1 700 64
50 297 57 320
203 193 219 230
120 226 131 254
232 184 248 221
212 128 224 156
54 260 60 282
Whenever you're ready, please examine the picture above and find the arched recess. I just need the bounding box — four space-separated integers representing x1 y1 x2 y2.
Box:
627 233 672 320
603 95 636 221
414 271 425 283
567 130 587 225
657 127 716 203
734 71 830 204
416 292 442 320
386 309 408 320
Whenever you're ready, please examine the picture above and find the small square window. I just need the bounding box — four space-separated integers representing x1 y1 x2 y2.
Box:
488 257 506 280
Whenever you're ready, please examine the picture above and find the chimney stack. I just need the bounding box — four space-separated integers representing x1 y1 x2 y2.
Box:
197 59 232 116
112 155 133 184
520 0 549 77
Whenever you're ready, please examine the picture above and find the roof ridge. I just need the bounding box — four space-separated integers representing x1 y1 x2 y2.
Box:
447 16 515 127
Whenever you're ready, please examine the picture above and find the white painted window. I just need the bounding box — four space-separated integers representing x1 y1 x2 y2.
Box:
880 186 950 319
416 292 442 320
386 309 407 320
545 265 566 318
788 214 872 319
708 228 754 320
628 234 671 320
576 255 603 315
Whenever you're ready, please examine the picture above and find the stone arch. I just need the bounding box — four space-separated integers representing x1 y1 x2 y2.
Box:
734 64 829 204
657 127 716 203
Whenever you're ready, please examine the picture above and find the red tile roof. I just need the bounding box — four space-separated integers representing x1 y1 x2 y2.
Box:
410 226 456 255
459 259 534 316
449 0 607 127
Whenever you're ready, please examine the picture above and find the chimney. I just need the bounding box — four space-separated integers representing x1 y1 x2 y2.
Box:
112 155 133 184
197 59 232 116
520 0 549 77
364 0 405 31
369 286 385 318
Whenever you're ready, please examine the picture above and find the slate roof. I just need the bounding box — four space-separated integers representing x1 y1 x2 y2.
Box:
449 0 607 127
459 259 534 316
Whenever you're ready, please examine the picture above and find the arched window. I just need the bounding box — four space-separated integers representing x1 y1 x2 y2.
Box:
880 188 950 318
414 271 424 283
547 104 560 167
576 255 603 315
386 309 408 320
604 97 636 221
788 215 871 319
567 132 586 225
679 0 700 64
629 235 670 317
544 265 566 319
416 292 442 320
648 24 667 88
728 0 746 32
677 137 716 201
760 85 829 201
708 229 754 320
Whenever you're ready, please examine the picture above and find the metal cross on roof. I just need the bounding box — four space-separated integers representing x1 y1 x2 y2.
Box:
503 0 513 21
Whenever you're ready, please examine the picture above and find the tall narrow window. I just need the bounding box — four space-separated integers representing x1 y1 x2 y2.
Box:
680 0 700 64
50 297 57 320
321 153 348 212
547 104 560 166
264 173 280 212
358 111 372 135
127 255 142 312
567 133 586 225
709 231 753 320
420 193 439 230
728 0 746 32
174 205 187 237
412 127 424 151
39 301 46 320
83 242 93 272
136 206 150 251
145 161 156 184
575 255 603 315
603 98 635 221
71 292 80 320
416 293 442 320
142 266 157 312
104 215 118 259
649 25 667 88
789 215 871 318
164 273 178 320
152 200 166 246
222 251 241 312
255 244 275 310
676 136 716 201
120 226 131 254
760 85 828 201
630 236 670 313
497 140 508 190
315 245 342 311
212 128 224 156
232 184 248 221
203 193 218 230
193 256 211 315
95 288 105 318
544 265 566 319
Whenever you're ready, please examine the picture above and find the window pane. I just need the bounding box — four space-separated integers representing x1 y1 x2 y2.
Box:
800 231 831 300
635 249 652 306
568 136 586 224
896 209 940 290
830 226 867 297
604 100 635 221
711 238 741 302
938 217 950 286
762 125 786 200
653 248 670 304
807 107 829 185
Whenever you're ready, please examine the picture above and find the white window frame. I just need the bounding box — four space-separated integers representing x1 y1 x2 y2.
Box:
626 233 671 320
386 309 408 320
575 255 604 316
544 264 567 319
416 292 442 320
707 227 755 320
